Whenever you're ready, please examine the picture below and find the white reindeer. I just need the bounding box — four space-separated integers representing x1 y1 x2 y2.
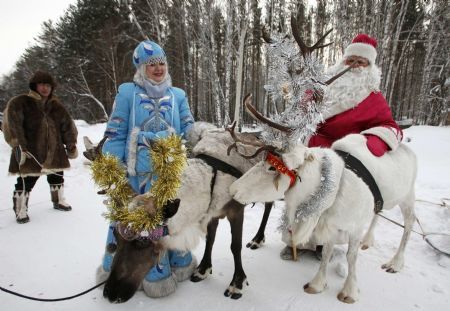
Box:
229 133 417 303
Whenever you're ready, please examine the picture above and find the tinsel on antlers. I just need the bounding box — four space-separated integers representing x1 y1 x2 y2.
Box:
261 32 331 148
91 135 187 232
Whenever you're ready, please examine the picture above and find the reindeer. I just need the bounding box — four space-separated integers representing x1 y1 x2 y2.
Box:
85 122 281 302
229 134 417 303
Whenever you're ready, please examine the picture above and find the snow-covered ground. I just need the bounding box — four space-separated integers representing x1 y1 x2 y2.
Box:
0 121 449 311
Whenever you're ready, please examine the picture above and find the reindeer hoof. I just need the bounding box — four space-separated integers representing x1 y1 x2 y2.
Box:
381 264 398 273
303 283 321 294
246 238 265 250
361 244 369 250
224 289 242 299
190 267 212 282
224 286 243 299
337 292 356 304
386 267 398 273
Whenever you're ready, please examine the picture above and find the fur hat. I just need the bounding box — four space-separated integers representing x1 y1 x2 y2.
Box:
132 40 167 68
29 70 56 92
343 34 378 65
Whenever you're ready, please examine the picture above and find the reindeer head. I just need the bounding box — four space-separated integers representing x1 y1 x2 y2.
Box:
230 143 316 205
103 197 180 303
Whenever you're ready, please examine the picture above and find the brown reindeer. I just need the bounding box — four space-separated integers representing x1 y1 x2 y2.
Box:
87 123 276 302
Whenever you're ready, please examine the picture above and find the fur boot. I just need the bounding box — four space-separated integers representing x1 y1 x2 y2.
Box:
168 250 197 282
142 251 178 298
13 190 30 224
50 184 72 211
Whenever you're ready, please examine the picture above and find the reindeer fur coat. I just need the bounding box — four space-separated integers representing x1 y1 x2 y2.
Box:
2 91 78 176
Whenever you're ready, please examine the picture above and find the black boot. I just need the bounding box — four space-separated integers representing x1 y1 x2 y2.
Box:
50 184 72 211
13 190 30 224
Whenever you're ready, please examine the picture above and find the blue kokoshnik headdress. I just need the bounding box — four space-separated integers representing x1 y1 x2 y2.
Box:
133 40 167 68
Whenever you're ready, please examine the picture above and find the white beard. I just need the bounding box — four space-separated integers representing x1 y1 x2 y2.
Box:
322 60 382 120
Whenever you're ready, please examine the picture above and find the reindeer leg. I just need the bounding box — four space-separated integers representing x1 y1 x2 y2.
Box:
190 217 219 282
361 214 378 250
303 241 334 294
246 202 272 249
337 235 360 304
224 200 248 299
382 193 415 273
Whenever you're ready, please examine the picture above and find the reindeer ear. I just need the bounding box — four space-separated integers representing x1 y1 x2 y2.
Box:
305 150 315 162
83 136 94 149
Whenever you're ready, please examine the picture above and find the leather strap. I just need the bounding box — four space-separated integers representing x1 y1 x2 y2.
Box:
335 150 384 213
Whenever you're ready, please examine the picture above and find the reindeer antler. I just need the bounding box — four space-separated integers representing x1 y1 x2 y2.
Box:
243 95 294 133
226 120 277 159
291 13 333 57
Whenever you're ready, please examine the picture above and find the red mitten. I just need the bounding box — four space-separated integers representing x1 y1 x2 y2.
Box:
365 134 389 157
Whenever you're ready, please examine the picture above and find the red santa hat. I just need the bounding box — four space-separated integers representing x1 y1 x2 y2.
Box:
343 34 378 65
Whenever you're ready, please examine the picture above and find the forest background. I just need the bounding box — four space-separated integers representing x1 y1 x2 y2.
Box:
0 0 448 127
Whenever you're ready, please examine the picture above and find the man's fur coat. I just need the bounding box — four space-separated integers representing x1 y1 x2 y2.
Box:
2 91 78 176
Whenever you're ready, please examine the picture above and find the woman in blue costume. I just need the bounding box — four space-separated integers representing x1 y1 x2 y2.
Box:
98 40 195 297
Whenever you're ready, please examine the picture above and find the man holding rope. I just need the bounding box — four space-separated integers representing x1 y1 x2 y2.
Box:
2 70 78 223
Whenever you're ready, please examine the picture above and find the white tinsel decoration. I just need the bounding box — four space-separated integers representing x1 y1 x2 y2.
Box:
278 154 336 230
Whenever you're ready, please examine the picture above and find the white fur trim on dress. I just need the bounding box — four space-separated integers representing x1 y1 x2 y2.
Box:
127 127 140 176
344 42 377 64
361 126 402 151
142 273 177 298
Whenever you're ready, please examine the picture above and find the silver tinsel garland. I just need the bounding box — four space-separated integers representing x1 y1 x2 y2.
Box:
260 33 331 148
278 154 336 232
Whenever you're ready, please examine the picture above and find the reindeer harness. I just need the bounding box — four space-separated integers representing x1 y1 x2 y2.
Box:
335 150 384 213
266 152 300 188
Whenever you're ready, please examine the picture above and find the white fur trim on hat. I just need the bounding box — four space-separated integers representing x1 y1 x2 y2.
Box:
361 126 402 151
344 42 377 64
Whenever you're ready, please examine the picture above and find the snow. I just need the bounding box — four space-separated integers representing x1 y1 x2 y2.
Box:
1 122 449 311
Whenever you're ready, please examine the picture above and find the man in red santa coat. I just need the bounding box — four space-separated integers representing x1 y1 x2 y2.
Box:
281 34 403 260
309 33 402 155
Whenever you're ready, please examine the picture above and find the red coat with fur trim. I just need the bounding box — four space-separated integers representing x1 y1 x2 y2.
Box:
2 91 78 176
308 92 402 154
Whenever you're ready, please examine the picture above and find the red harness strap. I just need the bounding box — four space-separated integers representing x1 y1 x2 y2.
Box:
266 152 299 188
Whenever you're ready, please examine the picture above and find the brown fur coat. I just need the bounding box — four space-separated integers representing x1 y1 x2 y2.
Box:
2 91 78 176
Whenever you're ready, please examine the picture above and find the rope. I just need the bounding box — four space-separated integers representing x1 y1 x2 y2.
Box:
415 198 449 207
0 281 106 302
377 213 425 237
377 212 450 256
24 152 73 177
18 150 76 178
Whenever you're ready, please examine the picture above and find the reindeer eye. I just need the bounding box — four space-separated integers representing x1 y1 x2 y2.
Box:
268 166 276 171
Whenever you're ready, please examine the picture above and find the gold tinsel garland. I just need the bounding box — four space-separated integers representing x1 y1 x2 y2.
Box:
91 135 187 232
